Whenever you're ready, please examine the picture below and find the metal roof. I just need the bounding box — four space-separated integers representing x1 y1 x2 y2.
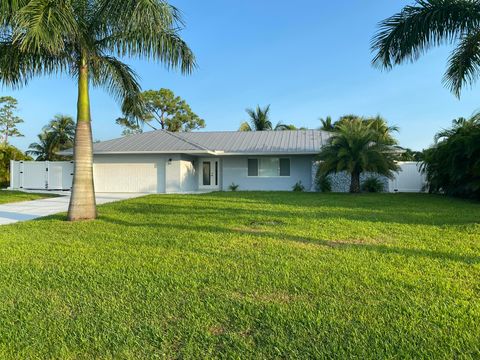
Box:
90 130 331 155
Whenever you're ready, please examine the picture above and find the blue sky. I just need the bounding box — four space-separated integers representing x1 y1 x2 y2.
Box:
3 0 480 151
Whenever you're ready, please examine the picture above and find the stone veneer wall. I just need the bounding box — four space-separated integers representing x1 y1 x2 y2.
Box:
311 162 389 192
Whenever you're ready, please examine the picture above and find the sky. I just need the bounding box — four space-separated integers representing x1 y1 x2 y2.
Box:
3 0 480 152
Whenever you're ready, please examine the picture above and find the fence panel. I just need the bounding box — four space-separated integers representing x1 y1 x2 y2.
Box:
9 161 73 190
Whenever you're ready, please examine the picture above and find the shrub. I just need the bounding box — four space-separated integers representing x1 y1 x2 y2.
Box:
422 116 480 200
361 177 385 193
315 175 332 192
0 145 30 188
292 181 305 192
229 183 239 191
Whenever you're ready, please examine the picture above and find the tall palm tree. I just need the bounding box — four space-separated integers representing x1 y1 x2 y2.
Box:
239 105 273 131
317 119 399 193
319 116 335 131
371 0 480 97
239 105 298 131
0 0 195 220
27 132 54 161
47 115 76 151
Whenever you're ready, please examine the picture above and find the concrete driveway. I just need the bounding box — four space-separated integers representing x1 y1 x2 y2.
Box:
0 193 146 225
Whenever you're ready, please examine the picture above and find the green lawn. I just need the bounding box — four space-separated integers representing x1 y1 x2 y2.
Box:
0 192 479 358
0 190 56 204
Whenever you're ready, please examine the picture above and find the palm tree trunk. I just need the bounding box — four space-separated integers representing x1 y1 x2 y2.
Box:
68 56 97 221
350 171 361 193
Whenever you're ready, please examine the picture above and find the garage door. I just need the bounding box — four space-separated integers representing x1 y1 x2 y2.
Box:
93 163 160 193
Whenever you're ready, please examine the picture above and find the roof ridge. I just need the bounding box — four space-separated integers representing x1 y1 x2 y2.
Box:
163 131 213 152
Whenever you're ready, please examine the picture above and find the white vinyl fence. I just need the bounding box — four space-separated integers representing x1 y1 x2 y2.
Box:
388 162 426 193
10 161 74 191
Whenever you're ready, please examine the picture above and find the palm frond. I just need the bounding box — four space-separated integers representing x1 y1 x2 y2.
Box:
443 30 480 96
0 40 71 87
372 0 480 69
95 0 196 74
12 0 78 55
90 55 141 103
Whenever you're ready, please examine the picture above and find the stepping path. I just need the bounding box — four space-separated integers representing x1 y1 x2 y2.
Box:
0 193 146 225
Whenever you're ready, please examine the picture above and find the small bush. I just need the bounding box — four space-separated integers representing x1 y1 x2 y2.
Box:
315 175 332 192
229 183 239 191
361 177 385 193
292 181 305 192
0 145 30 188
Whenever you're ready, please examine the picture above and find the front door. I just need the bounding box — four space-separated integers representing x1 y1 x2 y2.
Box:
199 158 220 190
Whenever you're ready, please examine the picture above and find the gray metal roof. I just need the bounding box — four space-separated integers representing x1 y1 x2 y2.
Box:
91 130 331 155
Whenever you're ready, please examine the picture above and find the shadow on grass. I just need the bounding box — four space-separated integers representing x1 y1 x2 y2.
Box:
100 216 480 265
107 201 480 227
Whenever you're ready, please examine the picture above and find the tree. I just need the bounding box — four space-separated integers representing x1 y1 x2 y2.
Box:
317 118 400 193
239 105 297 131
0 1 195 220
47 115 75 151
371 0 480 97
0 96 23 145
27 115 75 160
319 116 335 131
422 113 480 199
27 132 55 161
116 117 143 136
399 148 424 161
0 144 30 187
120 88 205 132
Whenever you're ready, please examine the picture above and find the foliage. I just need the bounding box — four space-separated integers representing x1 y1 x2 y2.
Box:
0 192 479 358
27 115 75 161
422 114 480 199
116 117 143 136
0 96 23 145
292 181 305 192
229 183 239 191
0 191 56 204
319 116 335 131
399 148 424 161
120 89 205 133
239 105 297 131
317 117 400 193
315 173 332 192
361 177 385 193
0 0 195 220
0 144 30 187
371 0 480 97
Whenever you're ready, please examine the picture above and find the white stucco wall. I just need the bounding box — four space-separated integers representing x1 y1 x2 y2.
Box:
221 155 314 191
179 155 198 192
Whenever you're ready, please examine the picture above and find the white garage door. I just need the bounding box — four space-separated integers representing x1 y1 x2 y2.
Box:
93 163 159 193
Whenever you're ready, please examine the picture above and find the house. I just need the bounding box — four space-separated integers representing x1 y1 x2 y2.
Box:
10 129 426 193
88 130 330 193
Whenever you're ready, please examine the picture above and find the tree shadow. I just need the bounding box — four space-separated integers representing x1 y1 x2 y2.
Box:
99 216 480 266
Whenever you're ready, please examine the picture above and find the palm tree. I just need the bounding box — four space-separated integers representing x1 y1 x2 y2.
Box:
239 105 273 131
27 132 55 161
317 119 399 193
422 113 480 198
319 116 335 131
371 0 480 97
0 1 195 220
28 115 76 160
239 105 298 131
47 115 76 151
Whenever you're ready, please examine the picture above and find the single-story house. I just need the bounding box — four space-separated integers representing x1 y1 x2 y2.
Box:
87 130 330 193
10 130 426 193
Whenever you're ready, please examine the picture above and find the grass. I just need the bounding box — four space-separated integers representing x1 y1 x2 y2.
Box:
0 192 479 358
0 190 56 204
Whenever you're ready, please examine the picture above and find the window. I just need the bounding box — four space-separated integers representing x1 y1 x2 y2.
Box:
248 159 258 176
247 158 290 177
